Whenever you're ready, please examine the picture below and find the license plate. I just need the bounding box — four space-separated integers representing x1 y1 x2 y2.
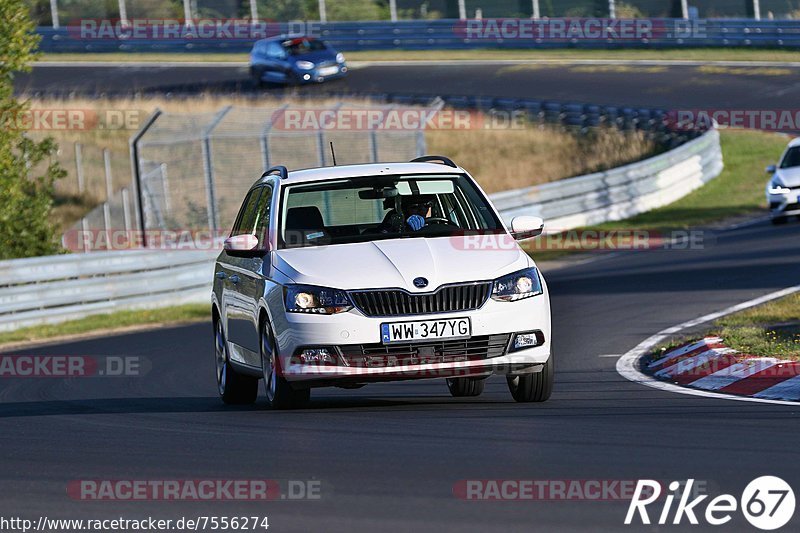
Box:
318 66 339 76
381 318 471 344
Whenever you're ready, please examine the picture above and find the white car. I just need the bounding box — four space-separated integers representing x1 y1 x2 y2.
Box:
211 156 552 409
766 137 800 224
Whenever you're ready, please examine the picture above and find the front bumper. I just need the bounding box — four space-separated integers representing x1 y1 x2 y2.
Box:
295 64 348 83
767 189 800 217
270 295 551 384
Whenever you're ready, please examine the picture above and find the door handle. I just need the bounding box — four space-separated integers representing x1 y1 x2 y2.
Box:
215 272 226 280
229 275 240 284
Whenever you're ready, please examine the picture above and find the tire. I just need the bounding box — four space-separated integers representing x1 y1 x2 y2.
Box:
261 321 310 410
214 318 258 405
507 354 554 403
771 216 788 225
446 377 485 397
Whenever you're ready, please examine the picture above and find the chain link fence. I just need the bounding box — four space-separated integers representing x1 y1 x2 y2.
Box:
65 100 428 251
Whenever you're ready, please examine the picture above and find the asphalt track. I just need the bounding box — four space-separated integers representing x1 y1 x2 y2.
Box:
5 62 800 532
2 219 800 532
16 61 800 109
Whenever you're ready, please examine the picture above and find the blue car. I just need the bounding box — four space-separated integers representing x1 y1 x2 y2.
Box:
250 35 348 86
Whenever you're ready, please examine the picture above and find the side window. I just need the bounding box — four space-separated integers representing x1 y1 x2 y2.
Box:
230 188 263 237
253 184 273 245
266 42 286 59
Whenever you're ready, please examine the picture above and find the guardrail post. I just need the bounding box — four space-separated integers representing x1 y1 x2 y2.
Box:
249 0 258 22
680 0 689 18
49 0 59 28
532 0 540 19
118 0 128 25
74 143 85 194
608 0 616 18
458 0 466 19
389 0 397 21
129 109 162 247
202 106 232 234
753 0 761 20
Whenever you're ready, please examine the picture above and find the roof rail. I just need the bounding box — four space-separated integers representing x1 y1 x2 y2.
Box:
261 165 289 180
410 155 457 168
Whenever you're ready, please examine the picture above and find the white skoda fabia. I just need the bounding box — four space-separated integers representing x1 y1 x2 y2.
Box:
211 156 552 409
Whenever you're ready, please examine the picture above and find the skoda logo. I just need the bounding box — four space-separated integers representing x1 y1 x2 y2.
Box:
413 277 429 288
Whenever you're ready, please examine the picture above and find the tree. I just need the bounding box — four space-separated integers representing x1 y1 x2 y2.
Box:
0 0 66 259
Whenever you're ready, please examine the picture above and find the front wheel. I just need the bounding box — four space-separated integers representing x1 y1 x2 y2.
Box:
507 354 554 403
446 377 485 397
214 318 258 405
261 322 310 409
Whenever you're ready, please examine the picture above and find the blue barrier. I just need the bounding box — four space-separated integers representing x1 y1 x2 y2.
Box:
37 18 800 54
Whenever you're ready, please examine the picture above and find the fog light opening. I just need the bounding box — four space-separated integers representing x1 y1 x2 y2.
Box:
511 331 545 352
302 74 311 81
298 347 336 365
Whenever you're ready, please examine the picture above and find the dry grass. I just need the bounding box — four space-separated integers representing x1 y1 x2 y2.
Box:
428 125 657 193
25 95 658 230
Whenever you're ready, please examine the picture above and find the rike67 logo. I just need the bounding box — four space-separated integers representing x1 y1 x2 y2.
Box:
625 477 795 530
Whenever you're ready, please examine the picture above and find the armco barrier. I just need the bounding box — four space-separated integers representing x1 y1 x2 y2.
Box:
492 127 722 228
0 127 722 333
0 250 217 332
37 19 800 54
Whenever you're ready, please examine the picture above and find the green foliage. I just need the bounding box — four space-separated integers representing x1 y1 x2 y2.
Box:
0 0 66 259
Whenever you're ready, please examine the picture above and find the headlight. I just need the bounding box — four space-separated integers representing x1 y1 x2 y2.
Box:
491 267 543 302
769 178 790 195
295 60 315 70
284 285 352 314
336 52 345 63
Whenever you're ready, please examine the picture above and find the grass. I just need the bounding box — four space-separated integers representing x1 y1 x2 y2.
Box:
27 95 658 231
0 304 209 348
713 294 800 360
526 129 789 261
40 48 800 64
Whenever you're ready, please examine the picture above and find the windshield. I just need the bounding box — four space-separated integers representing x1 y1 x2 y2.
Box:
780 146 800 169
282 37 327 55
278 174 502 248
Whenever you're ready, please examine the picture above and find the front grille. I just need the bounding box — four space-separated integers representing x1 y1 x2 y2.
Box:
338 334 511 368
349 282 492 317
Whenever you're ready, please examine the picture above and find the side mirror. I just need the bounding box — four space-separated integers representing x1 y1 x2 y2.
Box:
224 234 265 257
766 165 777 174
510 216 544 241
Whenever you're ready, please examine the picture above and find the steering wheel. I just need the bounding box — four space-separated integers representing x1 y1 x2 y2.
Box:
425 217 458 227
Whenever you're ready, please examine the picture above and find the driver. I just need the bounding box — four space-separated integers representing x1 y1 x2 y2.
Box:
404 197 433 232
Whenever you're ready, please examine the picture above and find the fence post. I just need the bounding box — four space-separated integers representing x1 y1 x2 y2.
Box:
81 217 90 253
50 0 59 28
118 0 128 25
608 0 616 18
261 104 288 171
122 188 131 232
182 0 193 26
457 0 466 20
532 0 540 19
103 148 113 233
249 0 258 22
753 0 761 20
202 106 232 234
389 0 397 21
74 143 85 193
681 0 688 19
318 0 327 22
129 109 162 247
160 163 171 215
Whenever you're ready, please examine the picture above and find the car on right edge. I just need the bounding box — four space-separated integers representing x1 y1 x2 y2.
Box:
766 137 800 224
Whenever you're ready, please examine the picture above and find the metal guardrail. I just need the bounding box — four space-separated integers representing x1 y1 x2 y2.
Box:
0 127 723 333
37 19 800 53
491 128 723 229
0 250 217 332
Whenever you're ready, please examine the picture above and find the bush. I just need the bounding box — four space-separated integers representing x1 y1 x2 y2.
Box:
0 0 66 259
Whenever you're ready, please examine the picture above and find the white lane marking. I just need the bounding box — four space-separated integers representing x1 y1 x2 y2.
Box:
598 354 622 358
688 358 779 391
721 216 771 231
754 374 800 400
616 283 800 406
35 61 250 68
